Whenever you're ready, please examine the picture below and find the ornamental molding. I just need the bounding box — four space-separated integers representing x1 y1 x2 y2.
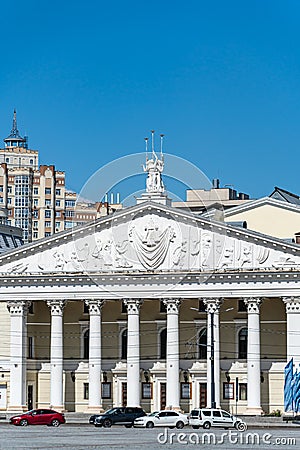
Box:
85 299 105 315
282 296 300 313
47 299 67 315
123 298 143 314
244 297 262 314
7 300 31 315
203 297 223 313
163 298 181 314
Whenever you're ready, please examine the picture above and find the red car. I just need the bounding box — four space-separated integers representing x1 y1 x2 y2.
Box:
10 409 65 427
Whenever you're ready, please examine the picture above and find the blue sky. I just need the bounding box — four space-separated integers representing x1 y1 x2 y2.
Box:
1 0 300 201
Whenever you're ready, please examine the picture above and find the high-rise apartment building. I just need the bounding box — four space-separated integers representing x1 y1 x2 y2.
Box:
0 111 122 242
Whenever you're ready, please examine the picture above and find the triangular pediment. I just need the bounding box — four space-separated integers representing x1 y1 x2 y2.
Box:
0 201 300 275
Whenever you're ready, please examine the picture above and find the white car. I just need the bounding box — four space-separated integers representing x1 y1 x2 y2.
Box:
134 410 188 429
188 408 247 431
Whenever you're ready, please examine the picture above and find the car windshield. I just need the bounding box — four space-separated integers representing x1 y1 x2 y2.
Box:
148 412 159 417
104 409 116 415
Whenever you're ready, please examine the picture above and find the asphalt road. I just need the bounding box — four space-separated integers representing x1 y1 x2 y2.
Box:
0 424 299 450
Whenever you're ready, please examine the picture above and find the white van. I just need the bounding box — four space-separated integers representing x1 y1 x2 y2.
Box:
188 409 247 431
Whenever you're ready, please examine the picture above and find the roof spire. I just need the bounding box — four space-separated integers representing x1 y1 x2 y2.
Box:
11 109 19 137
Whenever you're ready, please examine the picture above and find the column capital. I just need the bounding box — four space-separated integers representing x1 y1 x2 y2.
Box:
85 299 105 315
244 297 262 314
203 298 223 314
163 298 181 314
7 300 31 316
282 297 300 313
47 299 67 315
123 298 143 314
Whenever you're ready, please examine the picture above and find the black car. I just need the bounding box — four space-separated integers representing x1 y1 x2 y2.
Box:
89 414 100 424
94 407 146 428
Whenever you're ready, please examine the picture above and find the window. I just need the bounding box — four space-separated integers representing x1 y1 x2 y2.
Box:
5 157 9 163
45 199 51 206
8 209 12 216
56 211 61 218
33 198 38 207
33 187 39 195
181 383 191 399
45 221 51 228
83 329 89 359
45 232 51 237
223 382 234 400
7 198 12 205
83 383 89 400
121 329 127 359
239 383 247 401
56 188 61 196
33 232 38 239
32 210 38 218
102 382 112 399
0 198 3 204
213 410 222 417
198 299 206 312
45 210 51 218
30 159 34 165
45 188 51 195
160 300 167 313
198 328 207 359
238 328 248 359
160 328 167 359
238 299 247 312
55 222 61 230
142 383 152 399
65 200 76 207
65 210 75 217
0 186 3 192
7 186 12 194
56 200 61 207
28 336 34 359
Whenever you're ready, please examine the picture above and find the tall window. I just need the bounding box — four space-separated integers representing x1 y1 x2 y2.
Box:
83 329 89 359
238 328 248 359
198 328 207 359
121 329 127 359
160 328 167 359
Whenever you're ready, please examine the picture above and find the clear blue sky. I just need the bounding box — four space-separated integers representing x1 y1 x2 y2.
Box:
1 0 300 201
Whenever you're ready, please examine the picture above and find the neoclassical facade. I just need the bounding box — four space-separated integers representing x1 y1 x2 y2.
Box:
0 160 300 414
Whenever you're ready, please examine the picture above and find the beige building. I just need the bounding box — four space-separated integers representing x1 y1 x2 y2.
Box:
0 112 122 242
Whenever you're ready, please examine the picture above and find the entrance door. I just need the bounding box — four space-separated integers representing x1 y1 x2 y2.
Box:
0 385 7 409
160 383 166 410
122 383 127 407
28 385 33 410
199 383 207 408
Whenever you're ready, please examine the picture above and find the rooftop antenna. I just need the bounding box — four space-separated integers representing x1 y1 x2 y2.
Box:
151 129 155 156
12 109 19 136
160 134 164 158
144 137 149 160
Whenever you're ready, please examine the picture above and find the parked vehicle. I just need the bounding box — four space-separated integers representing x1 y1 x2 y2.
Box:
134 410 188 429
9 409 65 427
188 409 247 431
89 414 101 424
94 407 146 428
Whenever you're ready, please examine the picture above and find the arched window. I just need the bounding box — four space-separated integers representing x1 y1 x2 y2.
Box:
238 328 248 359
83 329 89 359
198 328 207 360
160 328 167 359
121 329 127 359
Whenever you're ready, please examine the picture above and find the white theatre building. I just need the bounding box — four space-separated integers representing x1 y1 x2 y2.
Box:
0 152 300 415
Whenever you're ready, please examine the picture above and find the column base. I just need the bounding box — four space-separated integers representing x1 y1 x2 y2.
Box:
245 407 264 416
85 406 104 414
50 406 67 413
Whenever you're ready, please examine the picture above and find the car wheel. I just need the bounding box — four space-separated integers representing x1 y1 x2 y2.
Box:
169 426 175 429
103 419 112 428
146 421 154 428
203 421 211 429
19 419 28 427
176 421 184 429
51 419 61 427
125 423 133 428
192 425 200 429
237 422 247 432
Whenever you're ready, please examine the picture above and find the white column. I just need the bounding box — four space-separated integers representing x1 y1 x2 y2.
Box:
47 300 67 411
124 299 143 407
203 298 222 409
7 300 31 412
85 299 105 413
244 297 263 415
283 297 300 365
164 298 181 410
